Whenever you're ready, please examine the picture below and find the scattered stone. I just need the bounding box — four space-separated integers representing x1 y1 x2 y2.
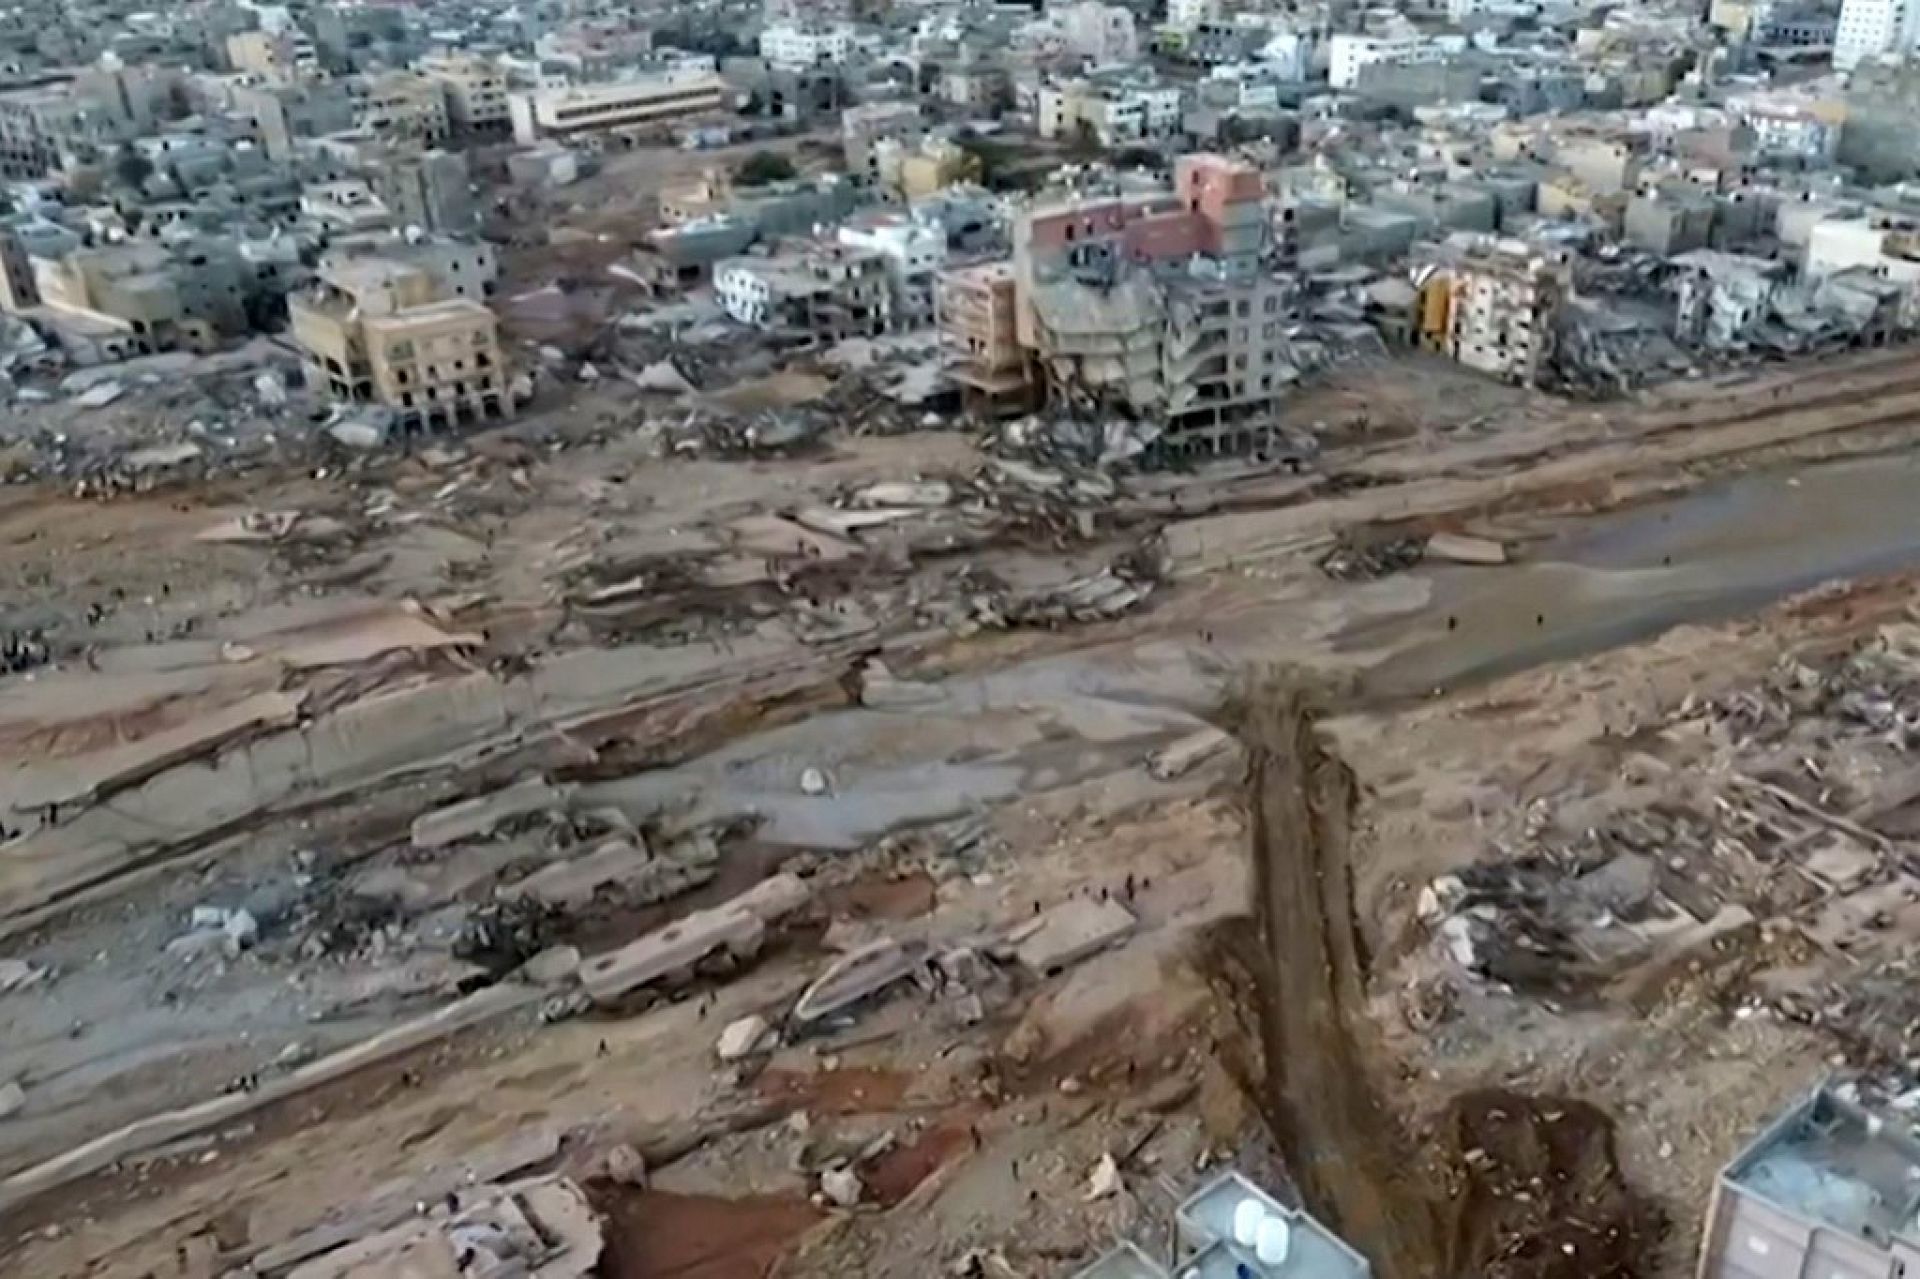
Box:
1084 1152 1123 1201
820 1167 863 1208
523 945 583 987
716 1014 774 1062
604 1143 648 1187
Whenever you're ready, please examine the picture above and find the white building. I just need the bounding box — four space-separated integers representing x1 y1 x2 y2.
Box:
1729 95 1843 162
1168 0 1217 29
1053 1 1141 64
1038 81 1183 145
836 212 945 325
1257 31 1311 82
1805 213 1920 289
507 72 728 144
715 260 776 326
1207 64 1283 112
759 23 856 72
1835 0 1920 69
1328 32 1454 89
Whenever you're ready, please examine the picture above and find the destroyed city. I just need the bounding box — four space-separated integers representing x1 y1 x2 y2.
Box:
25 0 1920 1276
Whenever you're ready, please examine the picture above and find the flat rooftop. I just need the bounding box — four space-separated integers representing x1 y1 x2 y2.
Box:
1727 1088 1920 1251
1179 1172 1371 1279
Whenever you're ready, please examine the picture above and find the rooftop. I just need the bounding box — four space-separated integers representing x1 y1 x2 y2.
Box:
1726 1087 1920 1251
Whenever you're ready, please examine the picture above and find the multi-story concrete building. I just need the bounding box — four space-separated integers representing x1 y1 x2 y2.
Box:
370 148 476 233
1039 78 1183 145
714 240 892 339
842 101 923 181
290 254 508 430
1699 1085 1920 1278
1836 0 1920 69
351 71 450 145
507 73 728 144
226 30 300 84
836 211 944 325
939 260 1031 416
233 81 356 162
1052 1 1140 64
1730 93 1844 163
1420 236 1571 387
1006 153 1282 435
1804 212 1920 327
0 225 41 312
419 53 511 138
0 79 137 178
1328 31 1458 90
759 23 855 73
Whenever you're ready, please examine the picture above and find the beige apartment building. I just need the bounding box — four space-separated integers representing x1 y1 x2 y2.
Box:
291 256 507 431
419 53 511 138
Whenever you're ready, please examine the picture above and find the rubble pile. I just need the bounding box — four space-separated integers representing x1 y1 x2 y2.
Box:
1318 534 1425 581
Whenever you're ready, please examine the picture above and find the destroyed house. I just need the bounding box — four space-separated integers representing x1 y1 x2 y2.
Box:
1700 1085 1920 1278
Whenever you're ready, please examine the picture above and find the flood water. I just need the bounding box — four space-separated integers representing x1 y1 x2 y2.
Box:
1357 453 1920 699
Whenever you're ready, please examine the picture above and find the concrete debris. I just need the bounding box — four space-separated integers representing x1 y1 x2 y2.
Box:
578 874 810 1005
603 1143 648 1187
502 836 716 911
819 1166 863 1208
0 958 48 995
0 1080 23 1121
253 370 288 410
800 767 830 796
522 946 582 987
1425 532 1508 566
170 905 259 960
851 480 953 508
326 412 390 451
72 380 126 409
990 567 1155 629
411 776 569 850
1320 535 1424 581
1012 898 1136 979
792 938 931 1025
715 1013 775 1061
633 360 696 394
1084 1152 1124 1201
855 658 944 709
284 1174 602 1279
1147 726 1233 780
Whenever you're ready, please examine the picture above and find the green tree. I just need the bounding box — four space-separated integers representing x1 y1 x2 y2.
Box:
734 150 798 186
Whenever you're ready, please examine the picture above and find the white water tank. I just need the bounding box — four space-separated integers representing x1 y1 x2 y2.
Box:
1233 1199 1266 1247
1255 1216 1293 1266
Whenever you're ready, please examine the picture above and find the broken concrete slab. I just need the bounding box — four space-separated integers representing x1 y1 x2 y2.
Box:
1425 532 1508 566
410 775 568 851
1014 898 1137 979
577 874 810 1005
501 838 655 910
792 938 930 1024
855 658 944 710
0 1079 23 1121
716 1013 774 1061
1147 726 1233 780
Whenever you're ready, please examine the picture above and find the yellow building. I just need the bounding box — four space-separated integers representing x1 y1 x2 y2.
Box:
290 257 507 430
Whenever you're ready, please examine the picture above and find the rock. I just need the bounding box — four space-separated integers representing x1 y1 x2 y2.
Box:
72 380 125 409
166 929 233 961
819 1167 862 1207
328 418 387 450
0 1080 22 1120
604 1143 648 1187
223 908 259 951
634 360 694 394
577 362 601 383
799 767 829 796
0 958 46 995
253 370 288 409
1425 531 1508 566
716 1014 773 1062
523 945 582 987
1083 1152 1123 1201
856 658 943 710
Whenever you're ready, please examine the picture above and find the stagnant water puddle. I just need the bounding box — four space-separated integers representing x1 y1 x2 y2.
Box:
1352 453 1920 699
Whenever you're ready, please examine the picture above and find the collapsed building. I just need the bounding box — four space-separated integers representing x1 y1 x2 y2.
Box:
952 154 1304 443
